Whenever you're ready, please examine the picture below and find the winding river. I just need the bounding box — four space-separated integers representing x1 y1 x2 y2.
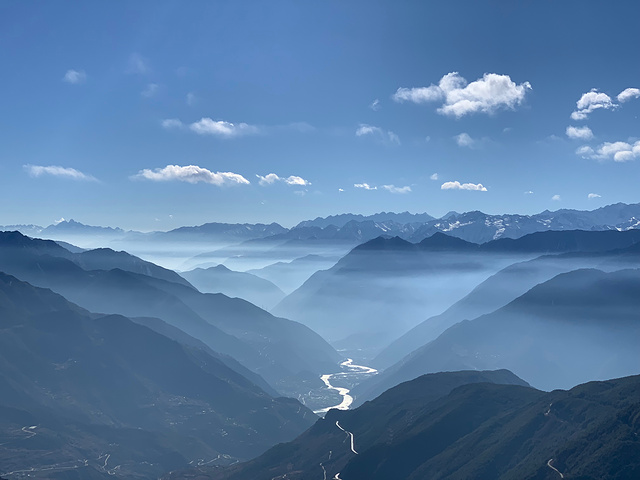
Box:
313 358 378 414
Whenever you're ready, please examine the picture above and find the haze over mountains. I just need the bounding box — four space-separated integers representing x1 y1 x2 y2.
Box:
2 202 640 479
6 202 640 271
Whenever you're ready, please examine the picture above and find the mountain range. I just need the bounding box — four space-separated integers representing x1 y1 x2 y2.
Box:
0 273 315 479
0 231 340 396
354 267 640 403
7 202 640 253
272 229 640 351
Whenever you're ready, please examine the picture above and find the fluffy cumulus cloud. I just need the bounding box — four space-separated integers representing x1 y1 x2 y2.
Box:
381 184 411 194
190 118 260 138
577 140 640 162
63 69 86 84
441 181 487 191
565 125 594 140
355 124 400 144
617 88 640 103
256 173 311 186
354 183 377 190
588 193 602 199
132 165 249 186
24 164 96 181
571 89 616 120
393 72 531 117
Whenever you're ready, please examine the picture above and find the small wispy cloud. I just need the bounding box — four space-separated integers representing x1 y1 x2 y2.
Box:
355 124 400 145
441 181 487 191
588 193 601 199
565 125 594 140
24 164 97 181
186 92 197 106
430 173 439 181
455 132 476 147
524 190 534 195
256 173 311 186
63 69 86 84
161 118 184 129
369 99 380 111
393 72 531 118
190 118 260 138
127 53 150 74
141 83 159 98
551 194 561 201
338 188 344 192
382 184 411 194
132 165 249 186
354 183 377 190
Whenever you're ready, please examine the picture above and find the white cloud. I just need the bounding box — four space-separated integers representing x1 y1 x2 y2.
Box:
393 72 531 117
617 88 640 103
565 125 594 140
577 140 640 162
441 181 487 191
161 118 184 129
588 193 601 199
354 183 377 190
430 173 439 180
355 124 400 144
338 188 344 192
189 118 260 138
551 194 561 201
132 165 249 186
571 89 615 120
370 99 380 111
256 173 311 186
141 83 159 98
382 184 411 194
186 92 197 106
455 132 475 147
24 164 96 181
524 190 534 195
63 69 86 84
127 53 150 74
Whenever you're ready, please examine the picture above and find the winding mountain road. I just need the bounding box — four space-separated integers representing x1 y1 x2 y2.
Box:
547 459 564 478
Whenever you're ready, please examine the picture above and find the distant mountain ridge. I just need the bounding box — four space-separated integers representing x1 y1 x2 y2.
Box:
295 211 436 229
7 202 640 246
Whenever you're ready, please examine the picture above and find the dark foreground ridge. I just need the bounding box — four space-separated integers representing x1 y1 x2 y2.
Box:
167 371 640 480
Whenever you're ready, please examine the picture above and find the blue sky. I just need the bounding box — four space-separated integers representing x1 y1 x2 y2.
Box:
1 0 639 230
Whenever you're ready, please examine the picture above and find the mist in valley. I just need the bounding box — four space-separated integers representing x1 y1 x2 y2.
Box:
3 1 640 478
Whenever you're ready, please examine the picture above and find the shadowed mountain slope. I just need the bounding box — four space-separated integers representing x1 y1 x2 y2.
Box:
167 372 640 480
356 268 640 403
0 273 315 479
0 231 340 391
